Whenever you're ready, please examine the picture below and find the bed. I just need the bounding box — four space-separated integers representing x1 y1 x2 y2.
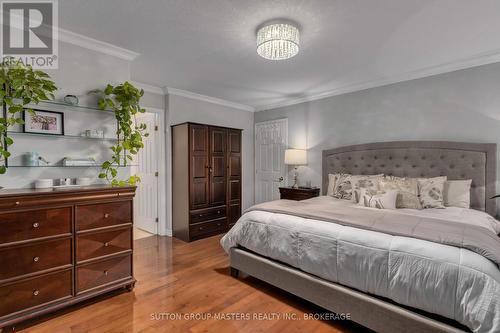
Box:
221 141 500 333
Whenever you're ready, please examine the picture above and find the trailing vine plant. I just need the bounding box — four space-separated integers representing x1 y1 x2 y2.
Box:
91 82 148 186
0 57 57 174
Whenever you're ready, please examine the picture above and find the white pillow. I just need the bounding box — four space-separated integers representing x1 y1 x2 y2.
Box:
357 188 398 210
444 179 472 208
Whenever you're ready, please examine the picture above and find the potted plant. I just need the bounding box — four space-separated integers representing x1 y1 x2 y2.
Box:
0 57 57 174
91 81 148 186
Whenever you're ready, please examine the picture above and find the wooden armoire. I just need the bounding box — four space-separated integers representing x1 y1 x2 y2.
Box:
171 122 242 242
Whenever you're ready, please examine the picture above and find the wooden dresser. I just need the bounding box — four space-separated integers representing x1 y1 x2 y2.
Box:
172 122 242 242
0 185 136 331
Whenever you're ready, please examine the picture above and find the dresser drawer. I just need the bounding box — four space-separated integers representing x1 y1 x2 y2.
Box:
76 201 132 231
77 227 132 263
189 218 226 239
0 207 71 245
76 255 132 293
0 269 72 318
0 238 72 281
190 206 226 224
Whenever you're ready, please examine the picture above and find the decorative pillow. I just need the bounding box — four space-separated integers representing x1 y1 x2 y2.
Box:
444 179 472 208
379 176 422 209
417 176 447 209
350 174 384 203
329 173 353 200
357 188 398 209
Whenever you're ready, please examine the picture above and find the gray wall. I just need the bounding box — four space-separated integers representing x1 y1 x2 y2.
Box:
255 62 500 201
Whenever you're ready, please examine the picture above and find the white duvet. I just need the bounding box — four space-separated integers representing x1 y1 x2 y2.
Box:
221 197 500 333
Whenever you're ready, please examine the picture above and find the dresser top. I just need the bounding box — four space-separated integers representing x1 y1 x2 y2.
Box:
0 184 136 198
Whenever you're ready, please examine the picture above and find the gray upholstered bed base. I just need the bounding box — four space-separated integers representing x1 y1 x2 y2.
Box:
229 141 496 332
230 248 468 333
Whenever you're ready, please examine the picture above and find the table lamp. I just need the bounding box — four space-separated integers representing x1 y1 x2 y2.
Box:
284 149 307 189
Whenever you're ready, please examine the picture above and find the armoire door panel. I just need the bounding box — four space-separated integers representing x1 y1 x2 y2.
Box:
192 156 208 179
229 156 241 177
191 125 207 153
229 203 241 225
211 130 225 154
190 124 209 209
209 127 227 207
229 131 241 153
229 180 241 201
211 156 225 178
192 181 209 208
210 181 226 205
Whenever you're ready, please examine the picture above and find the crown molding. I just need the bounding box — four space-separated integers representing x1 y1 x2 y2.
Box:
58 28 140 61
256 48 500 111
131 81 164 95
165 87 255 112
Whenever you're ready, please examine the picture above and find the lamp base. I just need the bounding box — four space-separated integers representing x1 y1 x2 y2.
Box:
291 168 299 189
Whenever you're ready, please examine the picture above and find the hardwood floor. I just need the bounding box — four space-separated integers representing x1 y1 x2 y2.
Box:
14 235 370 333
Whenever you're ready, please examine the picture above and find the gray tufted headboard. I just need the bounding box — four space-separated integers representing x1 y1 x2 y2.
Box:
322 141 497 216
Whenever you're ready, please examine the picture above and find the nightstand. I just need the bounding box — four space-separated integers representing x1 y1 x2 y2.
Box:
279 187 320 201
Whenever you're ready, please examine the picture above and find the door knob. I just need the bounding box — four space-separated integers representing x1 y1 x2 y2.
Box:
277 177 284 182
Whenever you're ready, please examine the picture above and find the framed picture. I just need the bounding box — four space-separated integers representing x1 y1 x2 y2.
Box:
23 109 65 136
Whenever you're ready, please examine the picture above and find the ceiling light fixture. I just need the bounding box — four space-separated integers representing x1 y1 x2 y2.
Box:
256 22 300 60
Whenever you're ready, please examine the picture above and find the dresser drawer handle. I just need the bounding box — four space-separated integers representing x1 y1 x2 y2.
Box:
217 210 221 214
33 222 40 228
33 289 40 296
15 201 20 206
33 256 40 263
199 226 204 230
217 223 221 226
198 214 203 217
104 242 110 247
104 213 110 218
104 270 108 276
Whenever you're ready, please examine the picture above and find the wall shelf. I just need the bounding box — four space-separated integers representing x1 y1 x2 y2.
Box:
7 131 118 142
22 99 114 113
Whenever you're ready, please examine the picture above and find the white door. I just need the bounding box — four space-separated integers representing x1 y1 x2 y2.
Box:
133 113 159 234
255 119 288 204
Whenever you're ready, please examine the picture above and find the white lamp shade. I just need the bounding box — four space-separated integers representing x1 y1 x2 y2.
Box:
284 149 307 165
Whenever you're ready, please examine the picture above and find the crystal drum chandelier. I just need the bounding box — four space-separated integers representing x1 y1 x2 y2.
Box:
256 23 300 60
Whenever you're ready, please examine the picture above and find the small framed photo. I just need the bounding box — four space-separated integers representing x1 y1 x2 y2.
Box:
23 109 65 136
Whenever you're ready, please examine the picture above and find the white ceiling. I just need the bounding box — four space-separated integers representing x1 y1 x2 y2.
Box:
59 0 500 110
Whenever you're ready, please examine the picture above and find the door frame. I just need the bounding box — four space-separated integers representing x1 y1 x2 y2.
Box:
254 118 288 203
142 107 167 236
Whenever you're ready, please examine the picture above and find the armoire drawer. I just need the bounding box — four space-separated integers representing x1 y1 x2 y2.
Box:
190 206 226 224
0 207 71 245
76 255 132 293
0 238 72 281
189 218 226 239
77 227 132 262
0 269 72 318
76 201 132 231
